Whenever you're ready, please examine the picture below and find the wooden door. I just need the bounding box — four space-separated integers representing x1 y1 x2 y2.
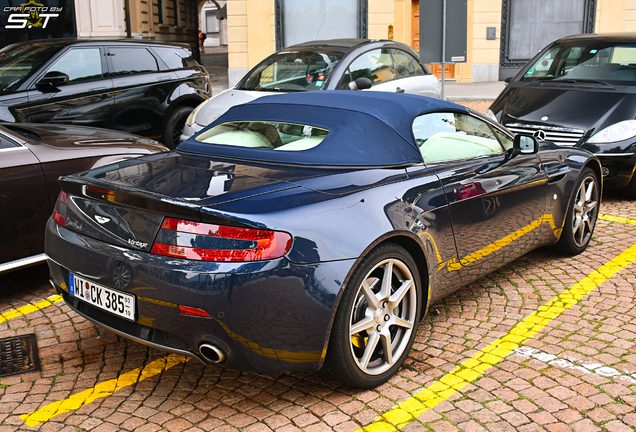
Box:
411 0 455 80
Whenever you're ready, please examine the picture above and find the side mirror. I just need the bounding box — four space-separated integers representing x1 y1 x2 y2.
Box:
503 76 512 84
36 71 69 92
513 134 539 155
348 77 373 91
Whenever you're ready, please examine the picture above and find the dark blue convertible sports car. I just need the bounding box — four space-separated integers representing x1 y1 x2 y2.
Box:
45 92 601 388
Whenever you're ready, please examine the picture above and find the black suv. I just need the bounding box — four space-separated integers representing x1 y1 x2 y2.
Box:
0 39 211 148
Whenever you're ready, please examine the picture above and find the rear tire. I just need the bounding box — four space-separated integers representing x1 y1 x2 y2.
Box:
162 106 193 150
555 167 599 255
322 243 422 388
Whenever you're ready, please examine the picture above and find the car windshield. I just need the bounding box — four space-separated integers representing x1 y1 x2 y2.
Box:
238 50 344 92
521 43 636 84
195 121 329 151
0 44 61 93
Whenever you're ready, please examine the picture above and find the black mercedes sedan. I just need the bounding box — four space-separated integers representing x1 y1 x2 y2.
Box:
0 39 211 149
46 92 601 388
489 34 636 196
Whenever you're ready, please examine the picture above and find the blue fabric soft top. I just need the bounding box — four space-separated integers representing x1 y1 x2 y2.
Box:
178 91 468 167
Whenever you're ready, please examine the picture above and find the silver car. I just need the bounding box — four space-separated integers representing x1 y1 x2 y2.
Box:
181 38 441 140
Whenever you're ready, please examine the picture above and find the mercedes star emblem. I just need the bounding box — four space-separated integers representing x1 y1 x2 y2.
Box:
533 130 547 141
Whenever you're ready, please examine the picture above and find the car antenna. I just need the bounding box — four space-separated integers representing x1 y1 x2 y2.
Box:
313 13 327 47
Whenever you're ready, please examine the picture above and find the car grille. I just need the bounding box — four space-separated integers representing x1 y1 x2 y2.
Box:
505 123 586 147
62 291 192 352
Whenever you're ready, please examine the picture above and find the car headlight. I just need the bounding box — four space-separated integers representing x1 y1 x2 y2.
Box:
185 102 206 127
588 120 636 144
484 109 498 122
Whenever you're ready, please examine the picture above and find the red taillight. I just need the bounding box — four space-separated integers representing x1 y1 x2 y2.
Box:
52 209 66 227
151 218 292 262
178 305 211 318
58 190 69 204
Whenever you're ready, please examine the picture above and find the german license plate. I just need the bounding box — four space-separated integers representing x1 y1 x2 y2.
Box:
69 273 135 321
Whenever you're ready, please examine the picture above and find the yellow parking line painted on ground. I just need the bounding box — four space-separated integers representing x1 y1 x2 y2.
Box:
20 354 189 427
359 241 636 431
0 294 63 324
598 213 636 225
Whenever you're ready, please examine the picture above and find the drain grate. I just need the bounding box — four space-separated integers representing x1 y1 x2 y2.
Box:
0 334 41 378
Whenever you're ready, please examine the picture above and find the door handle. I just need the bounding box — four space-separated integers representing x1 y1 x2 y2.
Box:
396 87 405 93
157 76 171 82
89 87 106 92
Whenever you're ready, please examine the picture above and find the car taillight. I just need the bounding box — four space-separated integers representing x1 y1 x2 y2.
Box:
52 209 65 227
151 218 292 262
52 191 69 227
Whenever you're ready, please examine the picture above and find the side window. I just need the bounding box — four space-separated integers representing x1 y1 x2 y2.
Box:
336 68 352 89
153 47 197 70
412 112 505 163
0 135 19 150
109 48 159 76
391 49 424 78
348 49 396 84
46 48 103 84
492 127 514 151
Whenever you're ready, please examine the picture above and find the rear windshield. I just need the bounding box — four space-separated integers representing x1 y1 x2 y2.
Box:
195 121 329 151
521 43 636 84
238 50 344 92
0 44 61 93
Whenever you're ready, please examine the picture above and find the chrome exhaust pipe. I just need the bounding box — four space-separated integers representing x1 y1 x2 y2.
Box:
199 343 226 364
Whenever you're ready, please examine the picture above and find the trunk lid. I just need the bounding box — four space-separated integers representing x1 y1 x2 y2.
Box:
57 152 329 250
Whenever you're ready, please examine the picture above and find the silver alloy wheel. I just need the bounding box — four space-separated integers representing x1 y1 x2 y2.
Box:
348 258 417 375
572 175 598 248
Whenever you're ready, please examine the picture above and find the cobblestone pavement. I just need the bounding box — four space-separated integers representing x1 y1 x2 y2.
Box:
1 188 635 432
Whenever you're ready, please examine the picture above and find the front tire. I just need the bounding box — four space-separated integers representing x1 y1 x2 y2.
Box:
323 243 422 388
555 167 599 255
162 106 194 150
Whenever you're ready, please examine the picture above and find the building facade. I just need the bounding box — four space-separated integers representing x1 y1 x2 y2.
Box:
0 1 202 57
200 0 227 47
225 0 636 86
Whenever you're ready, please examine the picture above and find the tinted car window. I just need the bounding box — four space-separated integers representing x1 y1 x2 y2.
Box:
0 134 19 149
348 49 396 84
0 45 61 93
391 49 424 78
109 48 159 76
412 113 504 163
47 48 102 84
522 43 636 83
153 47 197 70
239 50 344 92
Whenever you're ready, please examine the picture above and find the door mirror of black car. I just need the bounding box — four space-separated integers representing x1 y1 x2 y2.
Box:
348 77 373 91
513 134 539 155
36 71 69 92
504 76 512 84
